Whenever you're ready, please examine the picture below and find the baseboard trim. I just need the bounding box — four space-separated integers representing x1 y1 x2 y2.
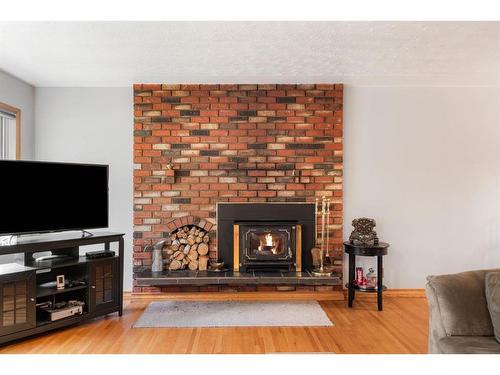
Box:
125 288 426 301
127 291 345 301
343 288 426 299
386 289 425 298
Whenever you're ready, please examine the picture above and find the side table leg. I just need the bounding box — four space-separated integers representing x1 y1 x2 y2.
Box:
377 255 383 311
348 253 355 307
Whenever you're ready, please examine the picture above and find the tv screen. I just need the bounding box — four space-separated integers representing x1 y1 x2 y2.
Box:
0 160 108 235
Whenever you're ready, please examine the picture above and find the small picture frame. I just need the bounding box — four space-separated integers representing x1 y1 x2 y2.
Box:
56 275 65 290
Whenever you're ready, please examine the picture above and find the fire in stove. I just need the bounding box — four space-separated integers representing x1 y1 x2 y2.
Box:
258 233 279 254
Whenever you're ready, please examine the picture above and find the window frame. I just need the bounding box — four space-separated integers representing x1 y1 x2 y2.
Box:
0 102 21 160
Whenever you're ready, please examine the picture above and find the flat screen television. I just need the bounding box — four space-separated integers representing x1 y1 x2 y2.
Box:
0 160 108 235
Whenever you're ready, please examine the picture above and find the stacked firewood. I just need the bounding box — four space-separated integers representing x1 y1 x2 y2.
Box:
166 225 210 271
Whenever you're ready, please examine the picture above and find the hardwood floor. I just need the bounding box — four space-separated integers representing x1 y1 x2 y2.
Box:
0 292 429 354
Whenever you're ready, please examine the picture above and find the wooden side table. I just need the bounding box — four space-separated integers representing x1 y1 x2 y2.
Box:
344 241 389 311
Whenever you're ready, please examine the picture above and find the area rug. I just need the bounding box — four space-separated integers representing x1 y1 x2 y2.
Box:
133 300 333 328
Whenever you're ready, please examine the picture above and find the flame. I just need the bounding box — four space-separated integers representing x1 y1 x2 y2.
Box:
258 233 276 252
265 233 274 246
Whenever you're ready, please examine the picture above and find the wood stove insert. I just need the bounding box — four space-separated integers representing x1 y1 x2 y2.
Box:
217 203 314 272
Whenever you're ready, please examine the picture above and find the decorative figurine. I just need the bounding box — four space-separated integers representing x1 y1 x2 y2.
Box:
349 217 379 246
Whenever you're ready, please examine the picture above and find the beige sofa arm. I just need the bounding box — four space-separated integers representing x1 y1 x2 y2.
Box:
425 269 499 353
425 281 448 353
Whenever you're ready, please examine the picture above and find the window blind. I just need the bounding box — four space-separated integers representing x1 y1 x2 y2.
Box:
0 110 16 160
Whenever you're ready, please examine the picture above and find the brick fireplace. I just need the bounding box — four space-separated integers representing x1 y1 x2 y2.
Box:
133 84 343 293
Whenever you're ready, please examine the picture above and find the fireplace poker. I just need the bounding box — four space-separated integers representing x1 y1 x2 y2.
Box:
326 198 330 261
312 196 331 276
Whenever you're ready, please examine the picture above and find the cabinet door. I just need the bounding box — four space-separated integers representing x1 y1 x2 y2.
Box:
0 271 36 336
88 258 119 315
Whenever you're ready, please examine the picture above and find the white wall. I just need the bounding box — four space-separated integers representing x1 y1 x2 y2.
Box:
35 88 134 290
33 85 500 290
0 70 35 159
344 86 500 288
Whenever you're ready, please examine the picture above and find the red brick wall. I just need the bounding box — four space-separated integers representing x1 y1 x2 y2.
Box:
133 84 343 293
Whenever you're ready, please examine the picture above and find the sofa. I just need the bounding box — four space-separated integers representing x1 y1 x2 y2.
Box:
425 268 500 354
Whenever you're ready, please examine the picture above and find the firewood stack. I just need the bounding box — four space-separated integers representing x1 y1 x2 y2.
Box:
166 225 210 271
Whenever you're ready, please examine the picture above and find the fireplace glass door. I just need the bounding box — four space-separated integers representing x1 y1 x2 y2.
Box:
245 228 290 260
238 223 297 271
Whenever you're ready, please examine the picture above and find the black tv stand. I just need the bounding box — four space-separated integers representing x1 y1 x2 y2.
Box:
0 231 124 345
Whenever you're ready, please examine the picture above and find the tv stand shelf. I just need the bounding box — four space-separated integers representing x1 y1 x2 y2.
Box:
36 283 88 298
0 231 124 345
27 255 120 271
36 312 89 328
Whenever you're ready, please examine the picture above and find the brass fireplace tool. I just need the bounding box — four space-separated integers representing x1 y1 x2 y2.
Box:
311 196 332 277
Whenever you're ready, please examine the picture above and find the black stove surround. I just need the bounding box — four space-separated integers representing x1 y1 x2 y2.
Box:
216 203 315 272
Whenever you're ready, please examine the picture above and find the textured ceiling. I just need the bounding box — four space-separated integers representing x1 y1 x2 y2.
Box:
0 21 499 87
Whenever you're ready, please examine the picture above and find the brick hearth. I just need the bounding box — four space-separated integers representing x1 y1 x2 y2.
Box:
133 84 343 293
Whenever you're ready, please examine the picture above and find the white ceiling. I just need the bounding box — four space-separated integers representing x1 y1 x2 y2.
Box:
0 21 499 87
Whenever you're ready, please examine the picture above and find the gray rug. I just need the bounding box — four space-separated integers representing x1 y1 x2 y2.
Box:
133 300 333 328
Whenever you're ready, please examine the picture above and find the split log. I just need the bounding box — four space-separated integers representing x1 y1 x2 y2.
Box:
166 248 174 255
183 244 191 254
198 255 209 271
188 260 199 270
173 251 185 261
187 235 195 245
197 243 209 256
195 236 202 244
203 235 209 243
188 248 199 261
169 259 182 270
171 240 180 251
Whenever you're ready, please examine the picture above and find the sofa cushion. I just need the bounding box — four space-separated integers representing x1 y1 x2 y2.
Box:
427 269 498 336
437 336 500 354
485 272 500 344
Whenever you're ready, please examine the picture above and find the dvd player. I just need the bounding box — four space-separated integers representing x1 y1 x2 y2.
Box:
85 250 115 259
